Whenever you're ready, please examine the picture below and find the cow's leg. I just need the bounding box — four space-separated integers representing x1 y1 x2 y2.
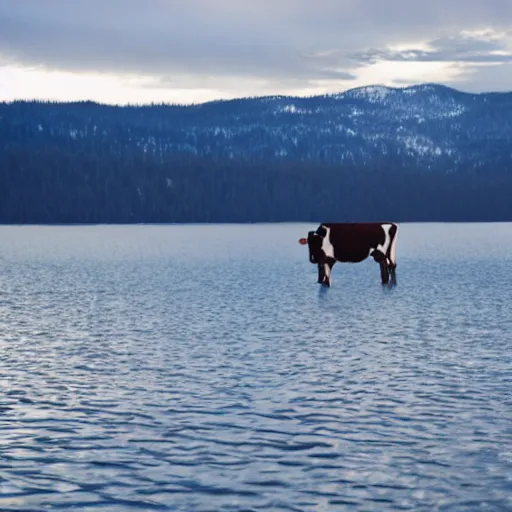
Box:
317 262 325 284
323 258 335 287
371 249 390 285
386 224 398 285
379 261 390 284
388 261 397 285
317 258 335 287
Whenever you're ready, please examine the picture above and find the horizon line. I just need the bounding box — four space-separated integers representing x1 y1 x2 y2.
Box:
2 82 512 109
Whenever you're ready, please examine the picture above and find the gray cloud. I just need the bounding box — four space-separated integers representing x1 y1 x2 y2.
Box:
1 0 512 94
353 32 512 64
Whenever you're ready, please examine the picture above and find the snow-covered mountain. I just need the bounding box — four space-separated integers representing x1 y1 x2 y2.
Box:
2 83 512 172
2 83 512 223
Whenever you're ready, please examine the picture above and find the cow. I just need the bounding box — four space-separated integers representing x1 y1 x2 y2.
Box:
298 222 398 287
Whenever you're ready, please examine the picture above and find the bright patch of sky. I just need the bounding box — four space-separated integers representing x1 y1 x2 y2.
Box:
1 1 511 104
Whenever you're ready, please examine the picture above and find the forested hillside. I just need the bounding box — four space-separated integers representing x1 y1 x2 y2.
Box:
1 83 512 223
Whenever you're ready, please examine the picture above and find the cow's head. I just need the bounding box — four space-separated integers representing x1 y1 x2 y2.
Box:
299 228 326 264
299 225 332 286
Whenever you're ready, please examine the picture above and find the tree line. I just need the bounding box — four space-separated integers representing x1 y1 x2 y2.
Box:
1 143 511 223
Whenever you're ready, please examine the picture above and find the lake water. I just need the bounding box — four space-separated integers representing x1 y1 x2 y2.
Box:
0 223 511 511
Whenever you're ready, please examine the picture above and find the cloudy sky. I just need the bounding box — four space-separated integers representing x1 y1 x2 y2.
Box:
1 0 512 105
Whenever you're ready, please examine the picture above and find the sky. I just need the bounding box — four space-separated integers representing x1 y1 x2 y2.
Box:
1 0 512 105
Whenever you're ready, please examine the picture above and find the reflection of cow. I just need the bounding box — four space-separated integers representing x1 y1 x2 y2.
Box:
299 223 399 287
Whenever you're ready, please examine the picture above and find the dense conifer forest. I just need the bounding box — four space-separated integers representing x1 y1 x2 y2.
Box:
2 84 512 223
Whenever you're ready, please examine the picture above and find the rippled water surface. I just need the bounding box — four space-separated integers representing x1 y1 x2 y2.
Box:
1 223 511 511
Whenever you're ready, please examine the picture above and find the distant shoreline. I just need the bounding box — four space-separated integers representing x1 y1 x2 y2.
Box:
2 220 512 227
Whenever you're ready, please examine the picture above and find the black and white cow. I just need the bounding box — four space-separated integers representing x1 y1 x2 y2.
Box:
299 222 398 287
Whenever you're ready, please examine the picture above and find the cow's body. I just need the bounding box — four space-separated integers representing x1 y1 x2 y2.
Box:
303 222 398 287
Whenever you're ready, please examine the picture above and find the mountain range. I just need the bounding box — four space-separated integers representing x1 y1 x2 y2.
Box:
1 83 512 223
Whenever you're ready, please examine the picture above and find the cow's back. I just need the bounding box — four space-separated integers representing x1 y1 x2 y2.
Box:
322 222 391 263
